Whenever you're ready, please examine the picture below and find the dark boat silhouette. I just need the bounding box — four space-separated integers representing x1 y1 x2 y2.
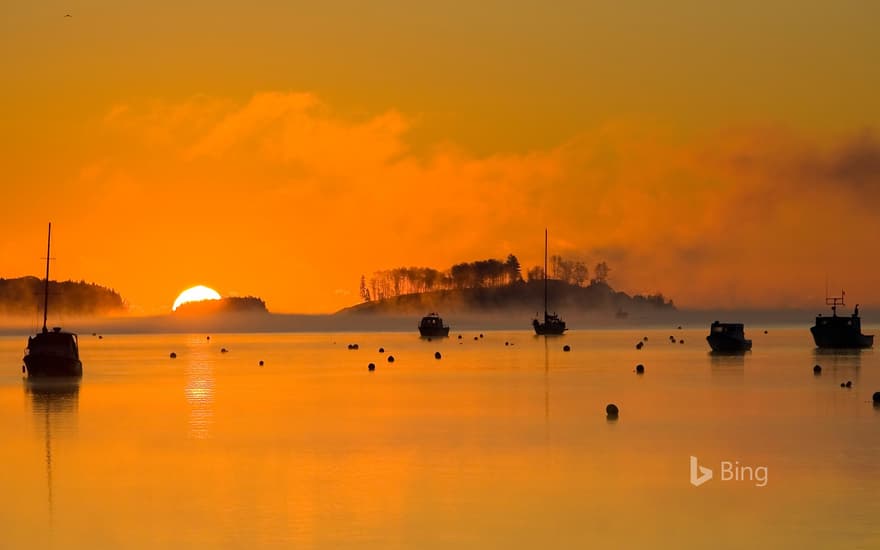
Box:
418 313 450 337
533 229 566 335
707 321 752 352
22 223 83 378
810 293 873 349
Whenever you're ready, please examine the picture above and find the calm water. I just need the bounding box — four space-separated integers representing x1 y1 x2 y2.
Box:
1 328 879 549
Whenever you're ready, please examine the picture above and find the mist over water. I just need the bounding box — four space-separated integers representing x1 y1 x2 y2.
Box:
1 328 878 548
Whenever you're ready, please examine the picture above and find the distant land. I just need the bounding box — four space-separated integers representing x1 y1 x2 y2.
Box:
0 276 125 317
173 296 268 316
338 280 674 317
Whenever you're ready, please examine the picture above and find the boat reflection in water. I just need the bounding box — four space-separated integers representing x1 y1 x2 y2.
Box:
24 377 80 521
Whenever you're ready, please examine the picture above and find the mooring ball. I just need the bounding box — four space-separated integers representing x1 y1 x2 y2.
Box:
636 342 644 350
563 345 571 352
679 340 685 344
220 348 228 353
368 363 375 371
505 341 509 346
846 381 852 388
479 334 484 339
841 383 846 388
474 336 478 341
169 352 177 359
457 335 462 339
387 355 395 363
873 391 880 404
98 335 103 339
259 360 264 366
813 365 822 374
378 347 385 353
427 337 432 342
764 330 768 334
636 364 644 374
206 336 211 340
352 344 359 350
434 352 441 359
643 336 648 342
677 326 682 330
606 404 619 416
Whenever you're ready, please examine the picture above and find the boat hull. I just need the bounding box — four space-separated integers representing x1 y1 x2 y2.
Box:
23 355 83 378
533 319 566 335
419 326 450 337
810 326 873 349
707 334 752 353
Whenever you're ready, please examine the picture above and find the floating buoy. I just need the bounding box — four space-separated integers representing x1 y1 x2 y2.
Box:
457 335 462 340
98 335 103 339
643 336 648 342
347 344 359 350
764 330 768 334
206 336 211 341
169 352 177 359
505 341 509 346
813 365 822 374
378 347 385 353
873 392 880 404
606 404 619 418
259 360 264 366
677 326 682 330
427 337 432 342
846 381 852 388
563 345 571 352
474 336 478 341
479 334 484 339
368 363 375 371
840 383 846 388
636 364 644 374
636 341 644 350
221 348 228 353
434 352 441 359
92 332 97 336
679 340 685 344
387 355 395 363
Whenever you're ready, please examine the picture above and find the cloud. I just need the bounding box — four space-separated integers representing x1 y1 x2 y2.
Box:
83 93 880 311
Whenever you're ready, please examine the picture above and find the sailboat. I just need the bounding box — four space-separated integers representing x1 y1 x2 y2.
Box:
533 229 567 335
22 223 83 378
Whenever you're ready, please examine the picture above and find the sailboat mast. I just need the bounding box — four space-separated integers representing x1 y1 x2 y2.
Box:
42 223 51 333
544 228 548 317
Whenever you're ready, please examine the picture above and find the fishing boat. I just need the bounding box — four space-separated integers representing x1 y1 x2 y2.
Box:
707 321 752 352
533 229 566 335
418 313 450 337
810 293 873 349
22 224 83 378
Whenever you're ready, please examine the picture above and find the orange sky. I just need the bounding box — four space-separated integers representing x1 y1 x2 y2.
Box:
2 2 879 313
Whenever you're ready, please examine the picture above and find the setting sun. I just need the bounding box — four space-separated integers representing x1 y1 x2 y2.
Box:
172 285 221 311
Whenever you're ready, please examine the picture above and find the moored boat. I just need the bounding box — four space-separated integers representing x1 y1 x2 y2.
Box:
810 294 873 349
419 313 450 337
533 229 566 335
707 321 752 352
22 223 83 378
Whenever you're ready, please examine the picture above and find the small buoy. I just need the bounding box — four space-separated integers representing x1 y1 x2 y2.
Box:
636 341 644 350
873 391 880 404
643 336 648 342
427 337 432 342
606 404 619 418
347 344 359 350
479 334 484 339
457 335 462 340
679 340 684 344
636 364 644 374
206 336 211 341
505 341 509 346
378 347 385 353
169 352 177 359
813 365 822 374
98 335 103 339
221 348 228 353
764 330 768 334
92 332 97 336
368 363 375 371
846 381 852 388
474 336 478 341
387 355 395 363
434 352 441 359
259 360 264 366
677 325 682 330
563 345 571 352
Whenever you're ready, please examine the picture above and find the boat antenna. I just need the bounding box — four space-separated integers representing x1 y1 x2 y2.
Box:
42 222 51 333
544 228 548 318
